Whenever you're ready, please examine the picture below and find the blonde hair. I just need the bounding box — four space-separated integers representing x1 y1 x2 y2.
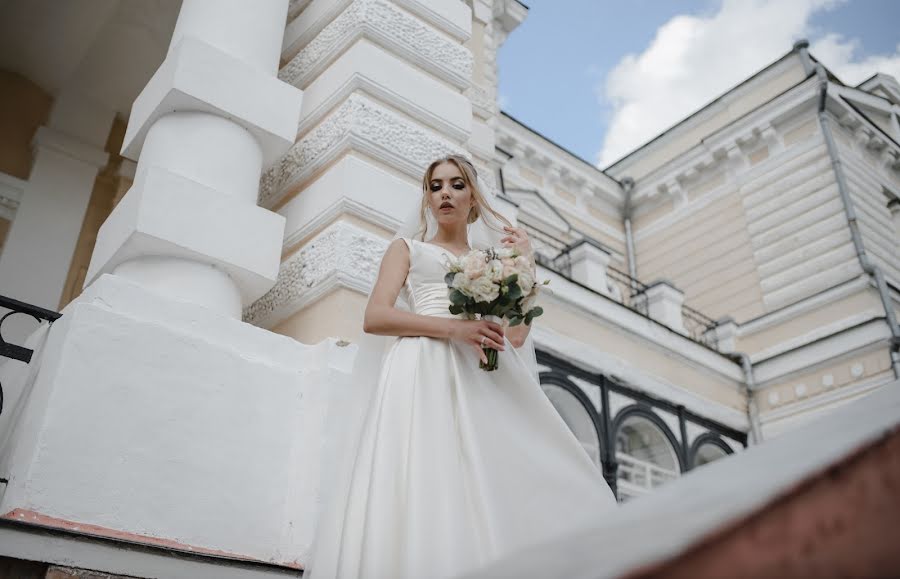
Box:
415 154 511 241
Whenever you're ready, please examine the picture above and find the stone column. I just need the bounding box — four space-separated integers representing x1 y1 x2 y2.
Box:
85 0 302 318
248 0 476 342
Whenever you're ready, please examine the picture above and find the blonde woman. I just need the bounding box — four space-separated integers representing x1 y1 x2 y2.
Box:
305 155 616 579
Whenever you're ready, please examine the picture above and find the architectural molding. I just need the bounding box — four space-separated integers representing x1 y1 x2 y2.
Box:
758 372 892 431
281 195 397 253
260 93 463 209
294 40 471 144
32 126 109 169
738 275 871 336
752 318 892 386
497 114 622 206
632 79 820 208
468 83 494 120
607 53 804 176
633 124 825 241
279 0 472 92
0 173 25 222
244 220 385 328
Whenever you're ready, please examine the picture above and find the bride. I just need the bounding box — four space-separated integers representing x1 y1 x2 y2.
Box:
305 155 616 579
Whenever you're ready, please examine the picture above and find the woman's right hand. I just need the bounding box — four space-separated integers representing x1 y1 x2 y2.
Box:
450 319 505 363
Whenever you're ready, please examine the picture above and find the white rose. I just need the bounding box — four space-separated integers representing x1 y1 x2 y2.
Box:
452 272 468 291
462 251 488 280
514 255 535 293
469 276 500 302
487 259 504 282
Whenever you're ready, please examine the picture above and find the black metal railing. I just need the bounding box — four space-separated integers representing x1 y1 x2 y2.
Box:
520 221 720 350
538 350 747 501
0 295 61 416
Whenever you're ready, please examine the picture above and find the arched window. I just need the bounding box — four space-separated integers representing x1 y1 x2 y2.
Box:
540 376 603 467
689 433 734 469
614 409 681 499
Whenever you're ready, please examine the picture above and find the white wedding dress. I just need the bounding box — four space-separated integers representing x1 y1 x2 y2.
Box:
305 237 617 579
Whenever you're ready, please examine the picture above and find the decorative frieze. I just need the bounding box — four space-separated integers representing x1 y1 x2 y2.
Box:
279 0 472 91
259 93 463 208
244 220 387 328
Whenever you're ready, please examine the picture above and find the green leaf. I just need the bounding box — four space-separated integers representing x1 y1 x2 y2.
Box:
449 304 464 315
506 284 522 300
450 290 468 305
529 306 544 318
444 272 457 285
502 273 519 286
508 316 524 327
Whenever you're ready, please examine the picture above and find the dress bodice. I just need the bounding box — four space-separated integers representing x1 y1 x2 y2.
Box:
401 238 461 318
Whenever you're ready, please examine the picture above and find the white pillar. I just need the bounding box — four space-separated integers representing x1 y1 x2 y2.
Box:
565 239 613 295
708 316 739 353
86 0 302 318
638 280 687 334
0 104 111 346
0 1 329 571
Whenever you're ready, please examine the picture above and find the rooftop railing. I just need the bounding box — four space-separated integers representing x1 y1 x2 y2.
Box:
520 220 721 351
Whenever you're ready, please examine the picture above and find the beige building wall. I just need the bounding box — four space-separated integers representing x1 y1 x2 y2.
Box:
755 345 894 437
737 286 884 357
831 124 900 286
634 187 765 323
274 286 369 345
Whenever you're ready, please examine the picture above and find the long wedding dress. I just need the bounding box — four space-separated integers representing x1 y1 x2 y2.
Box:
305 237 617 579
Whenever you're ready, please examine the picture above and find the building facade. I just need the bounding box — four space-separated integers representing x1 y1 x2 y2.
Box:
0 0 898 576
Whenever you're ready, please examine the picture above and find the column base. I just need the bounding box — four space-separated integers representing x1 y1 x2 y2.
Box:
0 274 354 568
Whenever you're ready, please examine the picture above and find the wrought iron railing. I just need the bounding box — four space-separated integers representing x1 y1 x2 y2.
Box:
520 221 720 350
0 295 61 416
615 452 680 499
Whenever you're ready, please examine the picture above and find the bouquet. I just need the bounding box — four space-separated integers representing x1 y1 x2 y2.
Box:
444 246 548 371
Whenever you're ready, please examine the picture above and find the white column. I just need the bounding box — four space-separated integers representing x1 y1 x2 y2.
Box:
0 101 112 346
85 0 303 318
0 1 328 571
638 280 687 334
708 316 739 353
565 239 613 295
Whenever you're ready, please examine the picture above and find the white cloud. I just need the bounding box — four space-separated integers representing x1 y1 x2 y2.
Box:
596 0 900 168
810 34 900 84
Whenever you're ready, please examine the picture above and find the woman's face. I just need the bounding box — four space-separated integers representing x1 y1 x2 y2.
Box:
428 162 474 227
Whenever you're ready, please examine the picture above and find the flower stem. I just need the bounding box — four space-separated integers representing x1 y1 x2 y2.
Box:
479 346 499 371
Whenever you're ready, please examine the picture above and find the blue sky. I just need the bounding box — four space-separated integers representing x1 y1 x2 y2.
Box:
497 0 900 168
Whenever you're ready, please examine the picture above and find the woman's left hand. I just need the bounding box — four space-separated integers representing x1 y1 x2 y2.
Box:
501 226 534 259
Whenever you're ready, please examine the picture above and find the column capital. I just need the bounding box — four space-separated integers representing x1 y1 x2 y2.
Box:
32 126 109 170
